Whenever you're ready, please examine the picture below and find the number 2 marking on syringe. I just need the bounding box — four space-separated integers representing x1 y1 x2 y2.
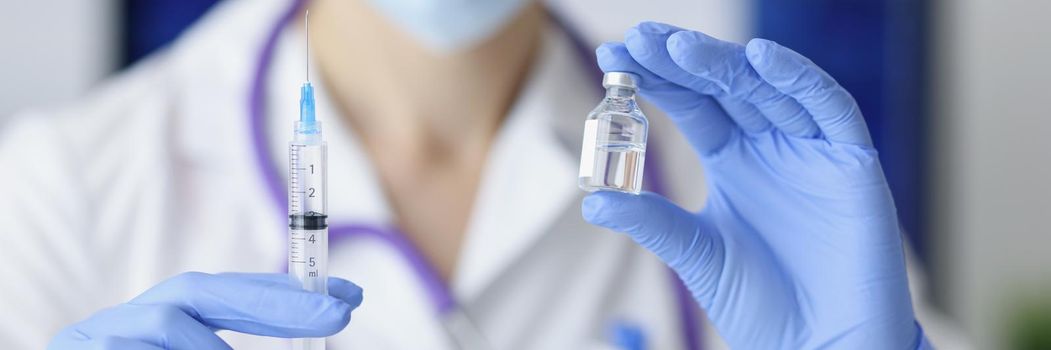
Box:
289 144 323 213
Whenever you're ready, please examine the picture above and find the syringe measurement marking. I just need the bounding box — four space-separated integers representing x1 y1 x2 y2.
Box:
289 149 321 275
289 229 320 280
289 145 321 215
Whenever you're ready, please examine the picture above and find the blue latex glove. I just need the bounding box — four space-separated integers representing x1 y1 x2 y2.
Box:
48 272 363 349
583 22 928 349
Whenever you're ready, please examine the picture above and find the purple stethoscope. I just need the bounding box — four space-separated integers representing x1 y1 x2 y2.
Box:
249 0 701 349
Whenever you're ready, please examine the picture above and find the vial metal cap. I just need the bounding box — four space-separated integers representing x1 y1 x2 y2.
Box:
602 72 640 89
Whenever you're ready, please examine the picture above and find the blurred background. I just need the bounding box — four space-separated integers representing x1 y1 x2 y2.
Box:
1 0 1048 348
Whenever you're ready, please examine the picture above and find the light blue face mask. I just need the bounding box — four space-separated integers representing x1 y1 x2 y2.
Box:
366 0 533 52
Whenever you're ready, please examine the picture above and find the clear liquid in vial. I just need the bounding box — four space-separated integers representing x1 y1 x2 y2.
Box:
579 141 646 194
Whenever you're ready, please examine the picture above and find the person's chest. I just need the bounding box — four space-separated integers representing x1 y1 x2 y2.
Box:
82 82 700 349
100 159 679 349
132 90 689 350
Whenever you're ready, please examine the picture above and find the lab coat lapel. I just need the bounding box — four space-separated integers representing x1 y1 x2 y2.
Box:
453 27 596 302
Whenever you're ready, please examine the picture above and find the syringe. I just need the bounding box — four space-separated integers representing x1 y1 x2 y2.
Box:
289 10 328 350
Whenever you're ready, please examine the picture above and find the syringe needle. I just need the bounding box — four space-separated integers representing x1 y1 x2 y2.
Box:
305 10 310 83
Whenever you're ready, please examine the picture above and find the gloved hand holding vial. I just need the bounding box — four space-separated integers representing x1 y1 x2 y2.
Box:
581 22 930 349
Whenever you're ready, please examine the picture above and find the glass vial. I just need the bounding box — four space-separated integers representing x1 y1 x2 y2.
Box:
579 72 648 194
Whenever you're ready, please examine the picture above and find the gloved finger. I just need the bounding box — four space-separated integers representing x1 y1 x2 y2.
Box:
77 336 165 350
597 42 734 156
745 38 873 146
129 272 357 338
328 277 365 309
623 22 768 140
666 30 818 138
711 90 776 134
49 304 231 350
624 22 720 95
582 191 723 300
217 273 364 308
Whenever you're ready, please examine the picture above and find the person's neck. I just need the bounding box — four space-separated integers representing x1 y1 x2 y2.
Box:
309 1 545 160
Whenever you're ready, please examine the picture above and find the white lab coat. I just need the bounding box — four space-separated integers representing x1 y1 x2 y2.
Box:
0 0 963 349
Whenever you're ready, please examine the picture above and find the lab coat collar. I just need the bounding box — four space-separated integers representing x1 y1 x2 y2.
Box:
452 25 596 302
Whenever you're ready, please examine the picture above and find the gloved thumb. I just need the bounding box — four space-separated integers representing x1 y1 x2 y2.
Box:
582 192 721 279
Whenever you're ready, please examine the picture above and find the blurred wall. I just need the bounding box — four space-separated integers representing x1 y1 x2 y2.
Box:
932 0 1051 348
123 0 220 65
0 0 117 119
